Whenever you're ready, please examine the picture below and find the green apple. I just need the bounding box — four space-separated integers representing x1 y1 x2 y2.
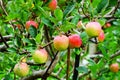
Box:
32 48 48 64
85 22 102 37
13 62 29 77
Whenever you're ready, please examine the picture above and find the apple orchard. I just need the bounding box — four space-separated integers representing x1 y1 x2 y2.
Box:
0 0 120 80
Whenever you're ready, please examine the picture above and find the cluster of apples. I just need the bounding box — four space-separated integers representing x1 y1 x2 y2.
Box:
85 22 105 42
13 20 106 77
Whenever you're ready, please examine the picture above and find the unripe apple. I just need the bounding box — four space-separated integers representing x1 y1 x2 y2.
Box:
13 62 29 77
32 48 48 64
53 35 69 51
98 30 105 42
25 20 38 30
110 63 119 73
48 0 57 11
69 34 82 48
85 22 102 37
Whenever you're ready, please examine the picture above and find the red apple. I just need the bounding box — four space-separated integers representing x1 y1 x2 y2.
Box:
13 62 29 77
48 0 57 11
25 20 38 30
69 34 82 48
104 22 111 28
110 63 119 73
85 22 102 37
32 48 48 64
98 30 105 42
53 35 69 51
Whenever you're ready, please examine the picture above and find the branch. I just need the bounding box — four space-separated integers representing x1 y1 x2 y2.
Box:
66 47 70 80
78 50 120 79
22 51 60 80
112 0 120 16
0 35 13 42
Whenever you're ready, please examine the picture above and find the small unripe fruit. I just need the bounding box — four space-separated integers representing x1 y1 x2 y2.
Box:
98 30 105 42
13 62 29 77
53 35 69 51
25 20 38 30
77 21 82 28
110 63 119 73
69 34 82 48
48 0 57 11
85 22 102 37
32 48 48 64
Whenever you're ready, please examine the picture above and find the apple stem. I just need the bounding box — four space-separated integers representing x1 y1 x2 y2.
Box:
66 47 70 80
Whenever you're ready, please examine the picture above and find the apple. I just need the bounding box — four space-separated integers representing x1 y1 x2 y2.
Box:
110 63 119 73
25 20 38 30
104 22 111 28
53 35 69 51
85 22 102 37
97 30 105 42
69 34 82 48
48 0 57 11
32 48 48 64
13 62 29 77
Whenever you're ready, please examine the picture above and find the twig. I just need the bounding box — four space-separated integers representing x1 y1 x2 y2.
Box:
112 0 120 16
42 51 59 80
27 61 45 66
66 47 70 80
44 26 54 56
78 50 120 79
0 33 9 48
0 35 13 42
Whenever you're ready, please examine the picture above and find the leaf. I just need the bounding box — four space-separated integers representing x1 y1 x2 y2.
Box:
35 33 42 44
7 48 17 52
54 9 63 21
77 66 88 73
63 3 75 18
92 0 102 9
71 15 80 25
98 18 106 26
97 0 109 13
28 25 37 38
41 17 53 27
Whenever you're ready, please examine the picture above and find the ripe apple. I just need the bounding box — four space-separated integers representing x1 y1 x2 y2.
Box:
110 63 119 73
69 34 82 48
32 48 48 64
85 22 102 37
48 0 57 11
13 62 29 77
53 35 69 51
97 30 105 42
25 20 38 30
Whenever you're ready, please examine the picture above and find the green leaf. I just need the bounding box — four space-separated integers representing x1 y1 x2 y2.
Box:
92 0 102 9
63 3 75 18
77 66 88 73
41 17 53 27
98 19 106 26
97 0 109 13
7 48 17 52
71 15 80 25
54 9 63 21
61 21 75 32
35 33 42 44
28 25 37 38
